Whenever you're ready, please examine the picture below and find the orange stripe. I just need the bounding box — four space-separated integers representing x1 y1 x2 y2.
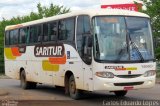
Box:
49 54 66 64
11 47 22 56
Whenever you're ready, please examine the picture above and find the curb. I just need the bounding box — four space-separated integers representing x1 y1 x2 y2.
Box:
0 75 10 79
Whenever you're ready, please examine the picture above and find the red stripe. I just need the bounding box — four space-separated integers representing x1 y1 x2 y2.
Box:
101 3 142 11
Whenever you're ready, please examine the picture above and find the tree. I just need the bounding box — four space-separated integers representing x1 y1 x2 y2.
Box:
37 3 70 18
0 3 70 72
141 0 160 37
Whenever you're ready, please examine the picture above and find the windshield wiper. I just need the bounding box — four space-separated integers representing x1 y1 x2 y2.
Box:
128 33 144 62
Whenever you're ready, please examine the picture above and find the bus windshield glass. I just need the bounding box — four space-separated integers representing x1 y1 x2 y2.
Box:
93 16 154 62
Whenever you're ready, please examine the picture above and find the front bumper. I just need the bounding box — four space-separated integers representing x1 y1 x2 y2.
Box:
93 75 156 91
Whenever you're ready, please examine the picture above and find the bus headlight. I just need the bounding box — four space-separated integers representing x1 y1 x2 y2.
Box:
143 70 156 77
95 72 114 78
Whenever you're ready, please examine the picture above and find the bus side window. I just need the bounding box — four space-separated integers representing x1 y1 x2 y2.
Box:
58 17 75 42
83 16 90 33
65 18 75 42
77 16 83 57
48 21 57 41
19 28 26 44
76 15 91 58
43 23 49 42
10 29 19 45
37 24 43 42
5 31 10 45
58 20 66 40
26 27 30 44
30 26 37 43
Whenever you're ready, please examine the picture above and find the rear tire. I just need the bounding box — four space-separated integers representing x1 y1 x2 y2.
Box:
20 71 37 89
69 75 82 100
114 90 127 97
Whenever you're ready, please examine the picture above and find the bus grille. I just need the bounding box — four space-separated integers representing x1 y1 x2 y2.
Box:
116 74 142 78
114 82 144 86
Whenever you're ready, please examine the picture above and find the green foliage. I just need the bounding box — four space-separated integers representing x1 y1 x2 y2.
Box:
0 3 70 73
141 0 160 37
37 3 70 18
156 62 160 78
137 0 160 59
155 47 160 60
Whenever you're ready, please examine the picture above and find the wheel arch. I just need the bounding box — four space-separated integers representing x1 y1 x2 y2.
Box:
19 67 25 79
64 70 74 94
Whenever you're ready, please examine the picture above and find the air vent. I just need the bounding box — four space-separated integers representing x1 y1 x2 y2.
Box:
116 74 142 78
114 82 144 86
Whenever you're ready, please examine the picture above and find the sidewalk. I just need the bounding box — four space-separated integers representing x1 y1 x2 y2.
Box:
0 75 10 96
0 75 10 79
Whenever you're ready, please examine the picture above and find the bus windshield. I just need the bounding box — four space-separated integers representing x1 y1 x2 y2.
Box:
93 16 154 62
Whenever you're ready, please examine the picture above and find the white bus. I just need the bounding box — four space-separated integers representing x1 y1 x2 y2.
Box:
4 9 156 99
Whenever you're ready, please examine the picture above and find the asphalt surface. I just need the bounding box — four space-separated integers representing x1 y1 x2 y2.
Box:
0 79 160 106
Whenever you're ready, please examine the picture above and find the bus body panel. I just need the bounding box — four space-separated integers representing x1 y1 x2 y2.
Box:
4 44 85 89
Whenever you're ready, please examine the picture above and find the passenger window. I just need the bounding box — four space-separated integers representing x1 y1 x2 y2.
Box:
76 15 90 57
58 20 66 40
10 29 19 45
58 17 75 41
49 22 57 41
37 25 43 42
10 31 14 45
43 23 49 42
66 18 75 41
30 26 37 43
26 27 30 44
5 31 10 45
19 28 27 44
83 16 90 33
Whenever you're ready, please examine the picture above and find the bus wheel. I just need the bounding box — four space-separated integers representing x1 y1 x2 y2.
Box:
114 90 127 97
20 71 30 89
69 75 81 99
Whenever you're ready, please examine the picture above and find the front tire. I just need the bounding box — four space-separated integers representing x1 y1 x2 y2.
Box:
69 75 82 99
114 90 127 97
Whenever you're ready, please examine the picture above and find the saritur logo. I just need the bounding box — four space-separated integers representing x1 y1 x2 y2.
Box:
34 43 65 57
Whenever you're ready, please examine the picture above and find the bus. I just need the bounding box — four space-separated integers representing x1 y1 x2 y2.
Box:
4 9 156 99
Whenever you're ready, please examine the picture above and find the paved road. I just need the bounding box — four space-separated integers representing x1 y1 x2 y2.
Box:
0 79 160 106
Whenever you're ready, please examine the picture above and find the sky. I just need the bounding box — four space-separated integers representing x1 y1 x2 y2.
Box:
0 0 141 21
0 0 100 20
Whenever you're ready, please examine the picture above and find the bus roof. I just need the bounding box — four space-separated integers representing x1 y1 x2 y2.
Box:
5 9 150 31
